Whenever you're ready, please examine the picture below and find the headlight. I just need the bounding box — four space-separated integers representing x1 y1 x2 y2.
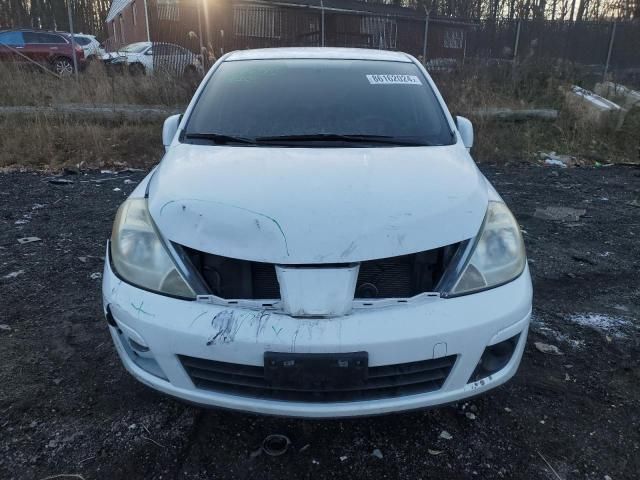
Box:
450 201 526 295
110 198 196 299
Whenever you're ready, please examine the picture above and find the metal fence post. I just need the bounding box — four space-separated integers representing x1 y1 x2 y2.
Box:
603 21 617 81
66 0 79 80
513 19 522 66
320 0 325 47
422 9 429 66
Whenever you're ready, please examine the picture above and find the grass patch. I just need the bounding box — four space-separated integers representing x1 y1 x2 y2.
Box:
0 62 198 107
0 61 637 170
0 116 163 170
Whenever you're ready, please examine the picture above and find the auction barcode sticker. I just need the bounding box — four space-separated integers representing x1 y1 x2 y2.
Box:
366 74 422 85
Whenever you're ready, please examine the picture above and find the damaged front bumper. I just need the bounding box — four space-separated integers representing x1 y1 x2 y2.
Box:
103 255 532 418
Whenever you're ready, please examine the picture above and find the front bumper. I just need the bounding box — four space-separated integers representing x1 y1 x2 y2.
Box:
103 257 532 418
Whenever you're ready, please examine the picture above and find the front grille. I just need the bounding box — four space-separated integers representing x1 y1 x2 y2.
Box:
356 246 459 298
182 247 280 299
179 354 456 402
181 243 461 300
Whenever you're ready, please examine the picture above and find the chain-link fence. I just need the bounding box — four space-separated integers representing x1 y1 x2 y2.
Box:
114 0 640 81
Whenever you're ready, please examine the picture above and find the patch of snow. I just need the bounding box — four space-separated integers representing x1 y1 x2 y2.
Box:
568 313 632 335
531 313 585 349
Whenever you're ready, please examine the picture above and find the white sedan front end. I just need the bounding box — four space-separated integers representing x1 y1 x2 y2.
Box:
102 48 532 417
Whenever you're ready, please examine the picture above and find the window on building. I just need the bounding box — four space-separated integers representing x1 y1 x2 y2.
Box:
444 29 464 49
132 1 137 26
157 0 180 21
113 21 118 43
233 5 281 39
360 17 397 49
119 14 126 44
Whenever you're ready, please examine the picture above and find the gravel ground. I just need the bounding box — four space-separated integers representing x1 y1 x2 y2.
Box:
0 164 639 480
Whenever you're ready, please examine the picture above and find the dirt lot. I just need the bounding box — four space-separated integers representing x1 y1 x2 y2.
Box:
0 164 638 480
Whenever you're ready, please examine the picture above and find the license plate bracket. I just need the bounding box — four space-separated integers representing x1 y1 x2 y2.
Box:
264 352 368 390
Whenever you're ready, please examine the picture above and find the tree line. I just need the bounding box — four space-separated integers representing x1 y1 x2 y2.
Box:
0 0 111 36
0 0 637 40
410 0 640 20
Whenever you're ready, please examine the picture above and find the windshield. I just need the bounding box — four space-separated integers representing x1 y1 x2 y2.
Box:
120 42 149 53
184 59 454 147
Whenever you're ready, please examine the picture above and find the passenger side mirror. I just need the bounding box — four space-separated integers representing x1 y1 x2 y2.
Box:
162 114 181 151
456 116 474 150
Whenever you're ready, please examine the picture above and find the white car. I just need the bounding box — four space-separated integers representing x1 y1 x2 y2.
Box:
73 34 105 60
103 48 532 418
102 41 202 76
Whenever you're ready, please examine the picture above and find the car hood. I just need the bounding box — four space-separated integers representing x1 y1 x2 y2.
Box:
148 144 488 264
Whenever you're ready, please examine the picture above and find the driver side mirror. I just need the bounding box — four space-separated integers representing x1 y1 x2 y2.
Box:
455 116 474 150
162 114 181 151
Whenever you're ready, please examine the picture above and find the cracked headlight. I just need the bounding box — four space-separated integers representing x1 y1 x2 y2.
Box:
110 198 196 299
450 201 526 296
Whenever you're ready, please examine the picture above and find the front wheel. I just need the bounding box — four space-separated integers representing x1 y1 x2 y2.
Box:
52 57 74 77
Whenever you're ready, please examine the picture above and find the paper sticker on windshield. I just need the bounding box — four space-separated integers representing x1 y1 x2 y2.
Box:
366 74 422 85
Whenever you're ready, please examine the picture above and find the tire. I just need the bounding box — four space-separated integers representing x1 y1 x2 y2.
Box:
128 63 146 76
52 57 74 77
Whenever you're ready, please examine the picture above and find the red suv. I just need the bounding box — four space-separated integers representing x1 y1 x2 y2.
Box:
0 29 86 76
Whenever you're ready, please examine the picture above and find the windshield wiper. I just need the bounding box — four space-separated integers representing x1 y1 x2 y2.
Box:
254 134 428 146
184 132 257 145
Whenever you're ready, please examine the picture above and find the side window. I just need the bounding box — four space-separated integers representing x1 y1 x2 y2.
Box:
177 46 191 56
154 44 168 55
45 34 68 44
25 33 68 44
74 36 91 46
168 45 184 56
23 32 40 44
0 31 25 46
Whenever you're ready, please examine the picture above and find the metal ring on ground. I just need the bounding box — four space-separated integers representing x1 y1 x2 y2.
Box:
262 434 291 456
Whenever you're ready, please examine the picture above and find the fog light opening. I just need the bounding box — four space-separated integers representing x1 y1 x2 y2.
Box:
469 333 520 384
105 306 117 328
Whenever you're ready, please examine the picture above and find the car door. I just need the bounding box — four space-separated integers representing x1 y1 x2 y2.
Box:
22 31 50 65
154 44 188 76
173 45 193 75
0 31 26 65
151 43 171 75
37 33 71 64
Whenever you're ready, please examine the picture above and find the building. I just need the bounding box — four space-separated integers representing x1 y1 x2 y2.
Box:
105 0 150 50
103 0 474 66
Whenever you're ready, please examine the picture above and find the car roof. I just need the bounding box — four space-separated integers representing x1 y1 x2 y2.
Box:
225 47 414 63
3 28 69 35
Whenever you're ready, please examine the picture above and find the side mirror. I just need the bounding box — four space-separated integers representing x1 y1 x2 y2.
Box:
456 116 474 150
162 114 181 151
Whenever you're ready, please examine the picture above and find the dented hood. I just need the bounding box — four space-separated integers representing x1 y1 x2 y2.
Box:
147 144 488 264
